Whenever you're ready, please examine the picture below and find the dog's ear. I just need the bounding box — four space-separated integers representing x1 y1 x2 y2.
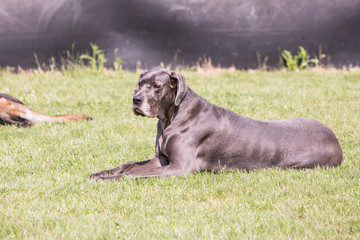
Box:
170 71 188 106
139 69 149 79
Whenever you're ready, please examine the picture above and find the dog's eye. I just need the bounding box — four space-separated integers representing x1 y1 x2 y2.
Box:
154 84 160 89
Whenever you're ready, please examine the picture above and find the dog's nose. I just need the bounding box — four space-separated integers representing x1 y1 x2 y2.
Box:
133 95 143 105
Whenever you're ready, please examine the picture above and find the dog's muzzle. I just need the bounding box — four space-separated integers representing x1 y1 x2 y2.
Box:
132 95 145 116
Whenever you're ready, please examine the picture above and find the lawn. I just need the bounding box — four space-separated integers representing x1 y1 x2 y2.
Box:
0 68 359 239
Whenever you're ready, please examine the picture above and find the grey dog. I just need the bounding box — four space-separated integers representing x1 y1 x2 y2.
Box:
90 67 342 180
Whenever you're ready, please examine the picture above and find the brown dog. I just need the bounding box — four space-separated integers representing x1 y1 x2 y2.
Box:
0 93 92 127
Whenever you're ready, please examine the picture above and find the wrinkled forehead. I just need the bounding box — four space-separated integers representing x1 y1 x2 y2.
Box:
138 67 171 85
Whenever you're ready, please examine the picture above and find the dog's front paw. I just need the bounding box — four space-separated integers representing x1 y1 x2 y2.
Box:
90 176 110 182
89 173 124 181
89 170 110 179
89 176 101 181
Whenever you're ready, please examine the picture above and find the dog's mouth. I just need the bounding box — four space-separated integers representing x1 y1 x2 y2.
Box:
133 107 158 118
134 108 146 117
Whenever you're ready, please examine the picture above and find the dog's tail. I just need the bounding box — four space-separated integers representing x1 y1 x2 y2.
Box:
24 109 93 124
37 113 93 123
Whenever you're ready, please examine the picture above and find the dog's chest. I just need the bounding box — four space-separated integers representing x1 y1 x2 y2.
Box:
158 132 179 158
158 135 168 157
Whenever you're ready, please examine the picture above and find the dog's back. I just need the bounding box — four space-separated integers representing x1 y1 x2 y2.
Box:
0 93 92 127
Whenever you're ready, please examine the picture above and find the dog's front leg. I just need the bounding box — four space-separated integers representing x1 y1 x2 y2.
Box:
96 164 184 180
89 157 162 180
90 156 186 180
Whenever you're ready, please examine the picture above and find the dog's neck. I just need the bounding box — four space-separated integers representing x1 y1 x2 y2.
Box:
158 104 177 128
158 88 201 129
157 88 191 128
157 90 180 127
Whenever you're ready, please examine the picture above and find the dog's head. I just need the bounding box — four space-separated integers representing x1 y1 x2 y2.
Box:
132 67 188 119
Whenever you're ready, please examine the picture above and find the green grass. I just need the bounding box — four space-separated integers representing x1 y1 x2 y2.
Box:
1 68 359 239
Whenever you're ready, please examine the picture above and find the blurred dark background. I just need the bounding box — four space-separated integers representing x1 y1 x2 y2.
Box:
1 0 360 69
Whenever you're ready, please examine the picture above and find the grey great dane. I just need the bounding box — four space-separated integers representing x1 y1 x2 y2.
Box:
90 67 342 180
